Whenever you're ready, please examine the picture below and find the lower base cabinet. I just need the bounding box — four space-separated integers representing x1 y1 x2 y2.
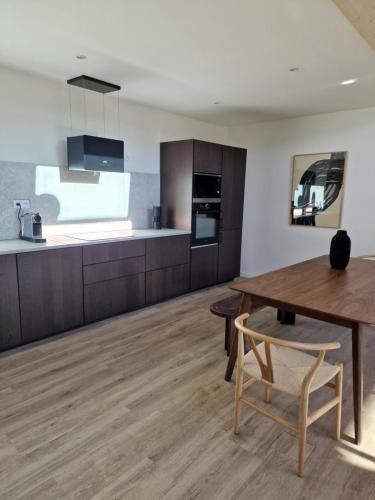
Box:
0 255 21 350
84 273 145 323
146 263 190 304
17 248 84 343
218 229 242 282
190 244 219 290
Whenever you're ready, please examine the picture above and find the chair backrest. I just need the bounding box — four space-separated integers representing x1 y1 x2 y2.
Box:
234 313 340 391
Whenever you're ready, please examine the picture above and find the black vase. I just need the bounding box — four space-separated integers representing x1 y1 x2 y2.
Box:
329 230 351 269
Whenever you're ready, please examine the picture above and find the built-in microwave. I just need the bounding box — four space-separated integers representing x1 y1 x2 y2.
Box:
191 202 221 247
193 173 221 202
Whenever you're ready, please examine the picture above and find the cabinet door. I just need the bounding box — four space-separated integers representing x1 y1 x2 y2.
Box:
146 235 190 271
18 248 84 343
84 273 145 323
146 264 190 304
190 244 218 290
221 146 247 230
0 255 21 351
193 140 222 174
218 229 242 283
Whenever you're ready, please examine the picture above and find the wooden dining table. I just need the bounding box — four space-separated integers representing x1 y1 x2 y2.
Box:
227 255 375 445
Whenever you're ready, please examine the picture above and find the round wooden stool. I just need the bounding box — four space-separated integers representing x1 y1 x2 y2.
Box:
210 293 242 355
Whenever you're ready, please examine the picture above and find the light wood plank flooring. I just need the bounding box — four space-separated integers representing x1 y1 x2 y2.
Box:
0 285 374 499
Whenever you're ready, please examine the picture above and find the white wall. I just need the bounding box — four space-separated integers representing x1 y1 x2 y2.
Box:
228 107 375 277
0 65 228 172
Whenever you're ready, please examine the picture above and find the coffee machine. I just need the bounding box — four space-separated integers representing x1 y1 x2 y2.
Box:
20 212 46 243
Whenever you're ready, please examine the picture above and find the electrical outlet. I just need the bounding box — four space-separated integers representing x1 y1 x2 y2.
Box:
13 199 30 209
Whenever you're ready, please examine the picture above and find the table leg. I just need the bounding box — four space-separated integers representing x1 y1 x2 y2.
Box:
225 294 253 382
352 323 363 445
277 309 296 325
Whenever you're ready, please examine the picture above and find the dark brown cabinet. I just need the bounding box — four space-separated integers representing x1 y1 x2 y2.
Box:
190 244 219 290
83 239 145 265
221 146 247 230
84 273 145 323
145 235 190 304
18 248 84 343
146 235 190 271
146 263 190 304
0 255 21 350
218 229 242 283
193 140 222 174
0 234 196 352
161 139 247 289
83 240 146 323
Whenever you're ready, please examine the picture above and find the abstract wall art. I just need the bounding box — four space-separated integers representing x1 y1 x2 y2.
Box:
290 151 347 228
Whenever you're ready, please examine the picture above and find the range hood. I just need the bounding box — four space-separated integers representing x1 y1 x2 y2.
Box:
67 135 124 173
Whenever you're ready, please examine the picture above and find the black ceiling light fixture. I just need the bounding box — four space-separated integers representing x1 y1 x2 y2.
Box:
67 75 124 173
67 75 121 94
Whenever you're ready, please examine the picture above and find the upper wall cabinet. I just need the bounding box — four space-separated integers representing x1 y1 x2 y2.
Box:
193 140 222 174
221 146 247 230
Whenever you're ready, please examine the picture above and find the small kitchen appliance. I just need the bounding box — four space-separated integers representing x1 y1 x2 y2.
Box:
152 206 161 229
20 212 46 243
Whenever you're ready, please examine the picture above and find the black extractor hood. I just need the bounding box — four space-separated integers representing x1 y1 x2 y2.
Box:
67 135 124 173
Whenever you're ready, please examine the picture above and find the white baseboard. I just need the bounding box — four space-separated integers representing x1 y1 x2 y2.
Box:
239 270 257 278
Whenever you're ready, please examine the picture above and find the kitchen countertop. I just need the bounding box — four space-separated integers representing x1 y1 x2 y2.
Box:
0 229 191 256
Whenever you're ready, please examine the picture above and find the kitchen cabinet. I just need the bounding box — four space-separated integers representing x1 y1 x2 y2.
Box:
146 235 190 271
193 140 222 174
161 140 247 290
190 244 219 290
0 232 194 353
218 229 242 283
220 146 247 230
145 235 190 304
83 256 145 285
83 240 146 323
0 255 21 350
146 263 190 304
83 239 145 265
18 248 84 343
84 273 145 323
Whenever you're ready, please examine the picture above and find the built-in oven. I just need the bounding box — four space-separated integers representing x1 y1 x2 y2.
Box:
191 202 221 247
193 173 221 202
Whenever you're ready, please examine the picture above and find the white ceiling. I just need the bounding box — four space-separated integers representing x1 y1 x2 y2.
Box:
1 0 375 126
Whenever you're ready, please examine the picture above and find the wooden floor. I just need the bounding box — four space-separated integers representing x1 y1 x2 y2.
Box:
0 285 374 500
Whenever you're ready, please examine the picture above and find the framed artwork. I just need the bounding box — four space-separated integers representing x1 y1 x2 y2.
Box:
290 151 347 228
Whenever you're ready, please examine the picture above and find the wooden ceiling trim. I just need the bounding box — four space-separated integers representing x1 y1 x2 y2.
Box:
333 0 375 50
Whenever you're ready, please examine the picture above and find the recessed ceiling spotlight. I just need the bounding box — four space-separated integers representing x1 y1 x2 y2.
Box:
76 55 87 60
289 67 300 72
213 101 221 105
340 78 357 86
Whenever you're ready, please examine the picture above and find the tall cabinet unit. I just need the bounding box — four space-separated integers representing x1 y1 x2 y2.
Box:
160 139 247 290
218 146 247 283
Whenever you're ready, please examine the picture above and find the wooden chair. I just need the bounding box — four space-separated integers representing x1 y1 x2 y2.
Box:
233 313 343 477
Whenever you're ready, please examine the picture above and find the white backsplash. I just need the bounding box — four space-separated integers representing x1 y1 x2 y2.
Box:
0 160 160 240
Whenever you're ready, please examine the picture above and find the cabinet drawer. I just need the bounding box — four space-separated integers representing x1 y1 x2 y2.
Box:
83 239 145 265
83 256 145 285
146 263 190 304
190 244 218 290
146 235 190 271
84 273 145 323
